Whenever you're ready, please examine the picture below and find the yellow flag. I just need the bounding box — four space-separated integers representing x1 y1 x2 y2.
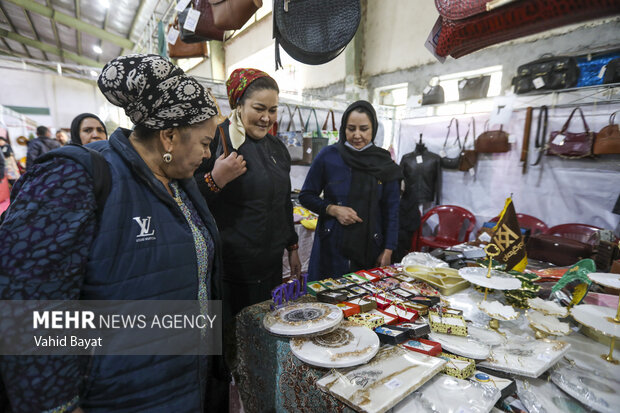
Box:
491 198 527 271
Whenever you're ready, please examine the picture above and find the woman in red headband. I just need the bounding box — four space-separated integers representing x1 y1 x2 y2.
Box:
195 68 301 318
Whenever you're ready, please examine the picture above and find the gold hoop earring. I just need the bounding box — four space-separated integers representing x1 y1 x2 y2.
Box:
163 152 172 163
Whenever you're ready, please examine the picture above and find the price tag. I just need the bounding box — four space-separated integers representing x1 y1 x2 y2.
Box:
183 8 201 32
166 27 180 45
306 147 312 154
175 0 192 12
384 378 402 390
423 86 431 94
533 77 545 89
598 65 607 79
479 232 492 242
551 134 566 146
416 155 423 164
458 80 466 89
508 134 516 144
439 149 447 158
468 168 475 177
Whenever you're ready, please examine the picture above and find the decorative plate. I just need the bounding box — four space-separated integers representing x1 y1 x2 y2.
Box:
290 322 380 368
317 346 446 413
479 338 570 378
478 300 520 321
458 267 522 290
262 302 343 337
428 332 491 360
571 304 620 339
588 272 620 290
528 297 568 317
551 362 620 413
526 311 571 336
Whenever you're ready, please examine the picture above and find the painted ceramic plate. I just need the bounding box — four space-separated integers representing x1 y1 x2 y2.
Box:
588 272 620 290
290 322 380 368
428 332 491 360
459 267 521 290
551 363 620 413
262 302 343 337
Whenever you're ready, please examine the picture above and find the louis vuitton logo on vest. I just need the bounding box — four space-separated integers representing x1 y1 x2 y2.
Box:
133 216 156 241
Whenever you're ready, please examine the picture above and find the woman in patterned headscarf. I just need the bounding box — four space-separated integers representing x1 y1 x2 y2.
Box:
194 68 301 318
0 55 230 412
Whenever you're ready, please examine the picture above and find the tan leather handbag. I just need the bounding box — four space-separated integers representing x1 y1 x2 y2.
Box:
168 19 208 58
209 0 262 31
594 111 620 155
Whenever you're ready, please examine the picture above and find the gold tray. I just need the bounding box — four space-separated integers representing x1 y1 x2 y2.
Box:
404 265 470 296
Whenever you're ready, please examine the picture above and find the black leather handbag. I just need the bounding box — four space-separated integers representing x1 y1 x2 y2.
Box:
458 75 490 101
512 54 579 94
273 0 361 67
603 58 620 84
422 85 445 105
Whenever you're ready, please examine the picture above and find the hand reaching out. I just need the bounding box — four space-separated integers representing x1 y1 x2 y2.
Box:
327 205 363 226
210 152 247 188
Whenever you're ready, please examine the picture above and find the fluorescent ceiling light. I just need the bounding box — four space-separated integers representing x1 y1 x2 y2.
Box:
93 45 103 54
90 70 99 77
100 0 110 8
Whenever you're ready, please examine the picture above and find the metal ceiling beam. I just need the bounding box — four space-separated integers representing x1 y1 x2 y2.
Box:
46 0 64 63
75 0 81 55
4 0 134 49
123 0 148 55
22 9 49 61
0 28 102 67
0 1 33 58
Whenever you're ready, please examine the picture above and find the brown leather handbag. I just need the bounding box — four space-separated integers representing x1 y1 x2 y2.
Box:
190 0 226 41
459 117 478 171
168 19 208 58
547 107 595 159
475 121 510 153
593 111 620 155
209 0 262 31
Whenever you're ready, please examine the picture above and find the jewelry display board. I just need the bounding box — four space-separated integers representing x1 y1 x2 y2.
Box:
551 362 620 413
516 377 591 413
428 332 491 360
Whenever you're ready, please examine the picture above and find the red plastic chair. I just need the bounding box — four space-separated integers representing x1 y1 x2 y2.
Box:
545 223 602 246
489 213 548 235
411 205 476 251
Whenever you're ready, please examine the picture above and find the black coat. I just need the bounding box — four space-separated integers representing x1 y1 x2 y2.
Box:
400 144 442 206
194 119 297 281
26 136 60 169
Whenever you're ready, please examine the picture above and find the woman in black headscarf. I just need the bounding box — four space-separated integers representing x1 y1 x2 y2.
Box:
299 100 402 281
70 112 108 145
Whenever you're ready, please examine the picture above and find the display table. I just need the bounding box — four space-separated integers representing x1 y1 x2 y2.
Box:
233 295 354 413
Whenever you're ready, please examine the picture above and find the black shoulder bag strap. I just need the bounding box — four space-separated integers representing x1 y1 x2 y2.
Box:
531 105 548 166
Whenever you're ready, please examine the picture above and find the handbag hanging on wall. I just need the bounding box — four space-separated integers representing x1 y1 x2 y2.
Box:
458 75 490 101
422 78 445 105
440 118 462 169
593 111 620 155
168 18 208 58
547 107 595 158
459 117 478 171
208 0 263 31
180 0 226 41
475 121 510 153
512 54 579 94
276 105 306 163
